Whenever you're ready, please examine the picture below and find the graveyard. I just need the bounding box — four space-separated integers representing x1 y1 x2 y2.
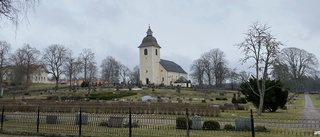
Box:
0 83 320 136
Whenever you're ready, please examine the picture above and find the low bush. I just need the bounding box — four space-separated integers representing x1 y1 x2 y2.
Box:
238 97 247 104
176 117 192 129
98 121 108 126
255 125 268 132
88 92 137 100
203 120 220 130
216 98 228 100
224 124 234 130
124 120 139 128
81 81 89 87
232 97 237 104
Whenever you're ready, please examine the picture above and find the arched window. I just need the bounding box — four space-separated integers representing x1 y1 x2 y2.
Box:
155 49 158 55
144 49 148 55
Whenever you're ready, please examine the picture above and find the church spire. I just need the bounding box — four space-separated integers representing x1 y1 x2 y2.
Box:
147 24 153 36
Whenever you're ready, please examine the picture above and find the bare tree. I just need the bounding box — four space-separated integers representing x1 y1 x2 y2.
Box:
80 48 95 82
236 21 283 116
229 68 239 90
10 47 26 88
201 54 213 86
190 58 205 87
42 44 68 90
207 49 228 88
64 50 82 90
87 61 97 81
100 56 119 86
20 44 39 91
239 71 249 83
0 0 40 28
279 47 319 92
129 65 140 86
0 41 11 91
10 44 39 91
119 63 130 87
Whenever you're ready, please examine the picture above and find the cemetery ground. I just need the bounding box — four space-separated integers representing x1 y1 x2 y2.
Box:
0 84 319 136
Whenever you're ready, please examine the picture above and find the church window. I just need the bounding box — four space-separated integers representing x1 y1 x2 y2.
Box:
162 77 164 82
155 49 158 55
161 70 163 72
145 70 148 73
144 49 148 55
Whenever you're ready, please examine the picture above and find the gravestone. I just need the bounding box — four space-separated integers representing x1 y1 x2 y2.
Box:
235 118 251 131
209 98 214 101
127 98 131 102
192 115 202 130
147 99 152 102
201 100 206 103
109 117 123 127
46 115 58 124
100 87 103 91
137 98 142 101
168 99 172 103
75 113 88 125
96 98 99 102
157 99 163 103
178 99 183 103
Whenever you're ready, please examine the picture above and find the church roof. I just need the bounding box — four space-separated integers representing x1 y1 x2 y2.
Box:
174 76 190 83
160 59 187 74
138 26 161 48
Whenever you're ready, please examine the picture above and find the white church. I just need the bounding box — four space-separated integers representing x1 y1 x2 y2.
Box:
138 26 190 87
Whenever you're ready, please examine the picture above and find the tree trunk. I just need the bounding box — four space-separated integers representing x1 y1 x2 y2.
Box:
257 92 264 116
55 77 59 91
69 74 72 91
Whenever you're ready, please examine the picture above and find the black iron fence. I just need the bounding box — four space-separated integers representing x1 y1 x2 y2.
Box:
0 106 319 137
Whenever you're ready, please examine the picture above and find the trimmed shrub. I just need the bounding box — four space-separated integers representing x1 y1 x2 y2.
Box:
124 120 139 128
81 81 89 87
224 124 235 130
203 120 220 130
216 98 227 100
232 97 237 104
88 92 137 100
176 117 192 129
238 97 247 104
98 121 108 126
255 125 268 132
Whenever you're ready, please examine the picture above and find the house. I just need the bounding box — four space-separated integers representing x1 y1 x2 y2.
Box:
138 26 189 87
3 65 49 84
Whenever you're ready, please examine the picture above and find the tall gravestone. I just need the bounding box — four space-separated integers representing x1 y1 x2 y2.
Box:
46 115 58 124
75 113 88 125
192 115 202 130
109 117 123 127
235 118 251 130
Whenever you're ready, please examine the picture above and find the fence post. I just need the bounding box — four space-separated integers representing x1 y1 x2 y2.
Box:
79 107 82 137
1 106 4 132
129 107 132 137
186 108 189 137
250 109 255 137
37 106 40 133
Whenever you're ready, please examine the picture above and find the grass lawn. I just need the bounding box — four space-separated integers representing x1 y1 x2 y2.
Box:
309 94 320 108
1 84 306 122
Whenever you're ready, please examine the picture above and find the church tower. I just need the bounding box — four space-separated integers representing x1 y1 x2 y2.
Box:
138 26 161 85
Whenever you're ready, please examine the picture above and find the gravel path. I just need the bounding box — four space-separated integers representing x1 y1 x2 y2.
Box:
304 94 320 120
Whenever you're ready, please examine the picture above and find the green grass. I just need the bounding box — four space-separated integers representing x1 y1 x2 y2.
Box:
309 94 320 108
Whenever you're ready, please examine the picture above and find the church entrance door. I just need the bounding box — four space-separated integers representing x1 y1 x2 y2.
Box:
146 78 149 85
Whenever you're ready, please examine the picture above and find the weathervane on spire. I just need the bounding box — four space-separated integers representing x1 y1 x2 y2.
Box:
147 24 153 36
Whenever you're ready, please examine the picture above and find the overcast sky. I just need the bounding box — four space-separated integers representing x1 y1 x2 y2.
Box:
1 0 320 77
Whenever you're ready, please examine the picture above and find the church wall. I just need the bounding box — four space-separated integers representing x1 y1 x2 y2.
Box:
159 65 167 85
